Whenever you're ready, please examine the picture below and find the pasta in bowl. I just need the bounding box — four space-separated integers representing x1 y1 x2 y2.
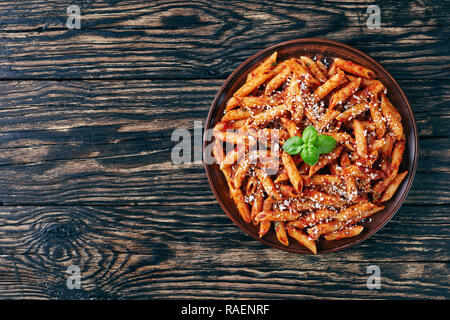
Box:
204 39 417 254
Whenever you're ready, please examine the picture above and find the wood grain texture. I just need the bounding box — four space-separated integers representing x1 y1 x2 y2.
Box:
0 0 448 31
0 0 448 79
0 254 448 299
0 0 448 300
0 205 448 261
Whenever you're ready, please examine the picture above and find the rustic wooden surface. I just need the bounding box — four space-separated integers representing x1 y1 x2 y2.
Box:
0 0 448 299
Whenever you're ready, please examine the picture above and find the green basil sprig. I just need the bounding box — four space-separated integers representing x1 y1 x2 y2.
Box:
282 126 337 166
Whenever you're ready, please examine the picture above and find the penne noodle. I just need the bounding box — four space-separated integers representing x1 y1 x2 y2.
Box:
328 77 362 110
381 133 395 157
279 185 299 198
285 73 305 124
334 57 376 79
353 119 368 159
245 176 259 196
334 202 378 221
300 56 328 83
213 51 407 252
347 81 385 105
327 62 337 77
343 173 358 200
235 96 274 109
303 189 345 207
381 94 403 140
254 168 282 201
290 209 337 229
381 93 402 121
309 145 343 176
233 157 251 189
258 197 274 237
324 225 364 240
221 149 240 169
226 70 274 111
336 102 368 122
287 58 321 86
259 221 271 238
302 174 342 187
281 117 301 137
255 211 302 222
308 204 383 239
281 151 303 193
247 51 277 81
229 184 252 223
286 224 317 254
222 109 252 122
316 110 340 132
265 63 291 94
212 139 225 165
313 69 347 101
369 96 386 138
322 132 354 145
370 137 385 153
380 171 408 202
274 221 289 246
316 59 328 74
388 140 406 178
250 104 289 127
251 187 264 225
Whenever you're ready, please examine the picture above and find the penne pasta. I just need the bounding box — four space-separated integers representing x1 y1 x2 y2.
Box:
300 56 328 83
309 145 343 176
255 211 302 222
353 119 368 159
369 96 386 138
380 171 408 202
265 63 291 95
313 69 347 101
213 52 407 253
281 151 303 192
274 221 289 246
334 57 376 79
329 77 362 110
324 225 364 240
247 51 277 81
254 168 282 201
286 224 317 254
336 102 368 122
381 94 403 140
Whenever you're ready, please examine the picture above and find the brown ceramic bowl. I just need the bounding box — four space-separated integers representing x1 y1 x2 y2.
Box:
203 38 418 254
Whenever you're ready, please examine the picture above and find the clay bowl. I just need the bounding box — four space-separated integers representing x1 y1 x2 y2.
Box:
203 38 418 254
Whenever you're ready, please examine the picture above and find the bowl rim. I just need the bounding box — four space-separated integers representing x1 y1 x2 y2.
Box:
203 38 418 254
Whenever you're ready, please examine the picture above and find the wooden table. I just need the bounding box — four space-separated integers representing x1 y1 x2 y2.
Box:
0 0 448 299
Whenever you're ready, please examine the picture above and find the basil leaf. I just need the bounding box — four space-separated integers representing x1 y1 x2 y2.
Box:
301 146 320 166
302 125 318 144
282 136 303 155
316 135 337 154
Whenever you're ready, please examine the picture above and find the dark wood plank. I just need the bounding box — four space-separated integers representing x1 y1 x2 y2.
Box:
0 32 446 80
0 0 447 79
0 205 448 262
0 0 447 30
0 253 447 299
